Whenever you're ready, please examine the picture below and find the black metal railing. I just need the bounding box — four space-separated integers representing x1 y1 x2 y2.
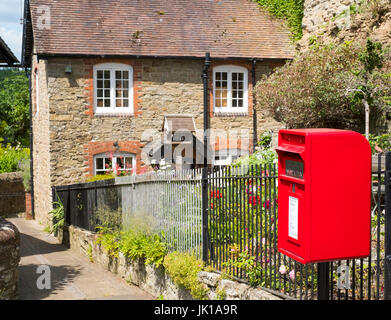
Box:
207 158 389 300
53 154 390 300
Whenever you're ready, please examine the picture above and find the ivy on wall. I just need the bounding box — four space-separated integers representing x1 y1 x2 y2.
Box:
255 0 304 41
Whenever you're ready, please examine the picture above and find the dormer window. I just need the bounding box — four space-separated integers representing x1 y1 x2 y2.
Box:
213 65 248 115
93 63 133 114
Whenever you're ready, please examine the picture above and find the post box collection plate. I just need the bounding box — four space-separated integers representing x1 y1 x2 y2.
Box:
276 129 371 264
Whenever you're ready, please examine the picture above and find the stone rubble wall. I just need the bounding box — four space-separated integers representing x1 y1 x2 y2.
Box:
303 0 362 34
0 218 20 300
0 172 26 217
68 225 282 300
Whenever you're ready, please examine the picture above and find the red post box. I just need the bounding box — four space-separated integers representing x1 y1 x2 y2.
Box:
276 129 371 264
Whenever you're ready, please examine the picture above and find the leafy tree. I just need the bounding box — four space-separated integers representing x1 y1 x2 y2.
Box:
0 69 30 146
256 40 391 133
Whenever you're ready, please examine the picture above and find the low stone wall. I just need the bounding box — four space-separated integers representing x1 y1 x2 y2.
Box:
0 172 26 217
0 218 20 300
68 225 281 300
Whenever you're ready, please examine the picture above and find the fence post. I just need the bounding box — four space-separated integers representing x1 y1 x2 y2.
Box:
384 152 391 300
317 262 330 300
202 166 209 263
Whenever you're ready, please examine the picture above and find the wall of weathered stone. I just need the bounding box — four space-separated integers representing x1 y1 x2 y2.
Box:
0 172 26 216
302 0 362 34
0 218 20 300
32 54 53 226
68 225 281 300
32 56 286 224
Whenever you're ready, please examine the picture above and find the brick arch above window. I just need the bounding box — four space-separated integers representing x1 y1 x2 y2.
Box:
83 141 143 177
84 58 142 117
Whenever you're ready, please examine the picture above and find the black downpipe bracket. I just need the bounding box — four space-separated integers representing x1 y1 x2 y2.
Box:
252 60 257 152
25 67 34 219
202 52 211 263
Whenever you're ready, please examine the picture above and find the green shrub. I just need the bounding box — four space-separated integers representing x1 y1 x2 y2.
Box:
96 231 120 258
92 206 122 234
49 194 65 236
163 252 209 300
86 174 115 183
256 40 391 131
0 142 30 173
119 229 167 267
20 158 30 192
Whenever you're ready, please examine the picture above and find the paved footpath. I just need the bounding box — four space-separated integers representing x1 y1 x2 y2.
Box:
8 217 154 300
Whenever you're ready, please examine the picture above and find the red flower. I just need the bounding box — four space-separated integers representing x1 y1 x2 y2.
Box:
210 190 222 199
249 195 261 205
210 203 214 209
264 200 270 209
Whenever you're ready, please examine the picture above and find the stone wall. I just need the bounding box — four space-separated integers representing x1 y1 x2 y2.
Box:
68 225 282 300
0 172 26 216
0 218 20 300
32 55 52 225
302 0 362 34
32 55 285 224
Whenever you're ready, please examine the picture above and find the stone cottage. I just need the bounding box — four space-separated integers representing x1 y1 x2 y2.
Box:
21 0 294 224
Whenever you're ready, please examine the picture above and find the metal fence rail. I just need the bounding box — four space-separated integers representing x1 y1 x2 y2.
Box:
207 158 387 300
54 169 203 257
53 153 389 300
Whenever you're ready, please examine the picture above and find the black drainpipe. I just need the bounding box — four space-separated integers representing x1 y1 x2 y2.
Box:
25 67 35 219
252 59 257 153
201 52 211 263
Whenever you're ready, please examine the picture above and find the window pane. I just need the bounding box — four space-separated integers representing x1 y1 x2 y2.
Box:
97 99 103 107
96 158 104 170
97 80 103 89
97 89 103 98
238 99 243 107
125 157 133 169
116 99 122 107
104 99 111 107
222 72 227 81
232 99 237 107
116 80 122 89
104 70 110 78
97 70 103 79
123 71 129 79
115 71 121 79
238 73 243 81
123 99 129 107
216 72 221 81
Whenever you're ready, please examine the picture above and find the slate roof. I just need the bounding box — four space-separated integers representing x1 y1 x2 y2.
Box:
0 36 18 66
23 0 294 65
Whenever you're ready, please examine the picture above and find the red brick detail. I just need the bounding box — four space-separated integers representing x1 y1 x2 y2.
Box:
212 137 252 153
25 192 33 220
84 58 142 118
84 140 145 178
208 60 254 119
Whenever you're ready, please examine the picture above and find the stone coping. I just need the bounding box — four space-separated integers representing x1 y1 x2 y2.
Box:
0 217 20 244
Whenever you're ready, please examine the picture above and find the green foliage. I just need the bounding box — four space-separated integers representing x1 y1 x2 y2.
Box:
0 142 30 173
87 244 94 262
86 174 116 183
0 69 30 146
119 229 167 267
92 206 122 234
49 194 65 236
96 231 120 258
163 252 209 300
222 250 262 287
256 40 391 131
368 134 391 153
215 287 226 300
20 158 30 192
232 146 277 167
256 0 304 41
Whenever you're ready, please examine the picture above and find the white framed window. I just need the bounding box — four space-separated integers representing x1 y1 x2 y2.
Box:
93 63 133 114
213 65 248 114
94 152 136 176
213 149 248 166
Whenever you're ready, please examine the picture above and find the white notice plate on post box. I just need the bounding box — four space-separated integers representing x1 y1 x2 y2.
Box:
288 196 298 240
